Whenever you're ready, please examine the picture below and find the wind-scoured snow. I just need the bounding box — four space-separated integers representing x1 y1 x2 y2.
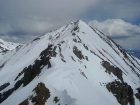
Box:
0 20 140 105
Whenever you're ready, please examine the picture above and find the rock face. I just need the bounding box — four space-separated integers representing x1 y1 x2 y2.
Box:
19 99 29 105
31 83 50 105
0 88 14 103
19 82 50 105
16 44 54 87
135 88 140 101
0 83 10 91
73 46 84 60
102 61 123 82
0 45 54 103
0 20 140 105
106 80 134 105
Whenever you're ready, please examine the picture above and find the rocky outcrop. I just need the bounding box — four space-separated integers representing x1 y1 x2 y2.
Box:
23 63 42 86
19 82 50 105
73 46 84 60
0 80 24 103
0 46 9 53
0 45 55 103
23 45 54 86
83 43 88 50
15 44 55 87
0 80 25 103
19 99 29 105
0 82 12 103
40 44 57 58
0 88 14 103
31 82 50 105
106 80 134 105
53 97 60 104
15 68 26 81
0 62 6 70
14 79 23 90
0 82 10 91
135 88 140 101
23 57 51 86
102 61 124 82
31 37 40 43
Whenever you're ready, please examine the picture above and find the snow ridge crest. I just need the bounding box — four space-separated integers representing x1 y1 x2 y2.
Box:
0 20 140 105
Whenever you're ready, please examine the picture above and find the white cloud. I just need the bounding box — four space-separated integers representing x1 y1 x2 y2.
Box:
0 0 140 48
88 19 140 38
88 19 140 50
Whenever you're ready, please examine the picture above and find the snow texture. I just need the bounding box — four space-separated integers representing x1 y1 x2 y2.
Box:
0 20 140 105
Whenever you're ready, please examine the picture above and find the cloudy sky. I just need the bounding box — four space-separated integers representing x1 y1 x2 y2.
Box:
0 0 140 50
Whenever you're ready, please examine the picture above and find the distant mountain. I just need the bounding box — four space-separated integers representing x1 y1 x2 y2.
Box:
0 20 140 105
127 50 140 59
0 39 20 53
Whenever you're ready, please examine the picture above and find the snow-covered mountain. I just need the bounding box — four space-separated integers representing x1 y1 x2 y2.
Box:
0 20 140 105
0 39 19 52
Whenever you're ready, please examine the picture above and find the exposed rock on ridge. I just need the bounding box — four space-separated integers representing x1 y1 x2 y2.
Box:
0 20 140 105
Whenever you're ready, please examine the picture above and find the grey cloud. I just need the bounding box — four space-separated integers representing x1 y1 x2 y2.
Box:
0 0 97 43
0 0 96 19
82 0 140 23
114 35 140 50
0 17 53 36
9 17 53 35
0 0 140 48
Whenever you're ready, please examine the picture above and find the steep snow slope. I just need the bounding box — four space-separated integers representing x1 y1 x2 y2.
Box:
0 20 140 105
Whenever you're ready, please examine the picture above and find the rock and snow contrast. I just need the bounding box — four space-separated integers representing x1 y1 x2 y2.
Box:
0 39 20 60
0 39 19 52
0 20 140 105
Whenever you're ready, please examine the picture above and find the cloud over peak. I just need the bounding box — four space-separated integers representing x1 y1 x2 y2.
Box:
88 19 140 38
88 19 140 50
0 0 140 50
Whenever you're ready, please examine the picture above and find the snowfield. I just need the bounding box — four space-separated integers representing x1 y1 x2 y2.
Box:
0 20 140 105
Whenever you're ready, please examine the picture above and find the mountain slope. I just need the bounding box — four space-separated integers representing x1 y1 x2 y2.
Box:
0 39 19 52
0 20 140 105
0 38 20 62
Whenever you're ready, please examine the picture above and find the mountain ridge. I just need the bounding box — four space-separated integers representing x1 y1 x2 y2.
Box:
0 20 140 105
0 39 20 52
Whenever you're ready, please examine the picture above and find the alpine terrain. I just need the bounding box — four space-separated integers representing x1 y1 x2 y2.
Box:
0 39 19 52
0 20 140 105
0 39 20 60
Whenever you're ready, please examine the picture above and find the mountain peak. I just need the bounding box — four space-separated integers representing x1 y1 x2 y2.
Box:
0 21 140 105
0 38 20 53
